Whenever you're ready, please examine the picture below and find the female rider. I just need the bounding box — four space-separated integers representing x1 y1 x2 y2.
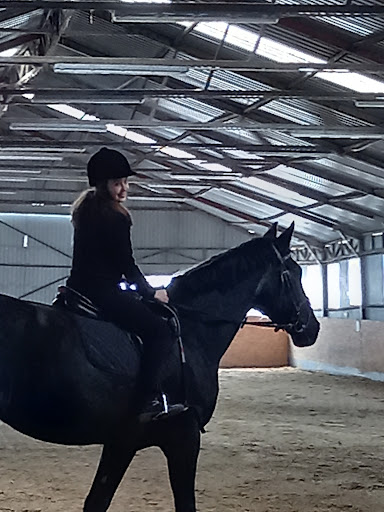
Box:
66 147 186 423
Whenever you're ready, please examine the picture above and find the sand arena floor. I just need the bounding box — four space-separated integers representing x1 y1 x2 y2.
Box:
0 368 383 511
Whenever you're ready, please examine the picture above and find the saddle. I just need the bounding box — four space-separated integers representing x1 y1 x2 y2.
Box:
52 286 99 319
52 286 181 340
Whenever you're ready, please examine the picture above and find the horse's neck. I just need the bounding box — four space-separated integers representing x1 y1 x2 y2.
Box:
174 279 258 367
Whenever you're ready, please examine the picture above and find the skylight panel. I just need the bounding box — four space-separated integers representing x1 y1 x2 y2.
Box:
316 71 384 94
106 124 158 143
0 46 20 57
191 160 232 172
48 104 88 120
160 147 195 159
106 124 128 137
188 21 384 96
125 131 157 144
257 38 325 65
82 114 99 121
192 22 229 43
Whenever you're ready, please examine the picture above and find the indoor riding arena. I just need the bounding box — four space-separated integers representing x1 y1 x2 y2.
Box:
1 2 384 512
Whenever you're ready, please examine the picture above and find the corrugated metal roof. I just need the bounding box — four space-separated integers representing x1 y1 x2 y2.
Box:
266 165 355 196
2 2 384 260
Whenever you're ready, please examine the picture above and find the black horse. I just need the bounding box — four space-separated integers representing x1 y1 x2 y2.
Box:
0 222 319 511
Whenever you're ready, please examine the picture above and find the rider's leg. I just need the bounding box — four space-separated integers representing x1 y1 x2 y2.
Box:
88 288 187 422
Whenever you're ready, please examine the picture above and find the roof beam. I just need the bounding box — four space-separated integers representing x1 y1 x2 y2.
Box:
0 140 332 156
7 119 384 138
1 56 384 74
2 2 384 20
0 116 384 134
5 88 384 104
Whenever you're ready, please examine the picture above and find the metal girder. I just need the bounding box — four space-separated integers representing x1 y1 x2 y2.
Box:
2 56 384 73
293 237 361 264
0 140 331 155
0 197 191 210
1 2 384 19
7 119 384 138
5 88 384 103
5 119 384 137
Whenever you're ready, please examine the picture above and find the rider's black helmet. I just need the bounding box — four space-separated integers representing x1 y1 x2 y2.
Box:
87 147 135 187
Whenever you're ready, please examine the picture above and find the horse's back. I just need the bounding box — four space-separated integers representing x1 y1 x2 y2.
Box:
0 293 142 444
0 293 140 373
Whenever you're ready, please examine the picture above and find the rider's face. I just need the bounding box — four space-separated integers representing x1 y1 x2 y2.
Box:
107 177 129 203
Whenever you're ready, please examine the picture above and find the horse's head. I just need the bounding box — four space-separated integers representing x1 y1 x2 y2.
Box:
253 223 320 348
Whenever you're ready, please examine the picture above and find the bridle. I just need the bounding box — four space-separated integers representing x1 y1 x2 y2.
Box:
171 242 310 334
242 243 310 333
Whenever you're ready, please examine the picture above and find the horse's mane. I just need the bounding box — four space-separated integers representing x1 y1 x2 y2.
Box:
169 236 271 296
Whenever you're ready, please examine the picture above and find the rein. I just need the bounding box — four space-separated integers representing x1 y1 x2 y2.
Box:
170 242 309 334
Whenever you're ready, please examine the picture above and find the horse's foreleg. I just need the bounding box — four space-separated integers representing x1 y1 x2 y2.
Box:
83 442 135 512
161 413 201 512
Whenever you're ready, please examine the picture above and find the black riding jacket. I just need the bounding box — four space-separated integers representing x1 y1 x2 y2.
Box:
67 191 155 299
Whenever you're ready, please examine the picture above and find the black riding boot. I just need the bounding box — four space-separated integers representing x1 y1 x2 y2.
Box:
137 327 188 423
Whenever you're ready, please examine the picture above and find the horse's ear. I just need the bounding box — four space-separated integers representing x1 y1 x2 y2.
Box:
263 223 278 239
276 222 294 251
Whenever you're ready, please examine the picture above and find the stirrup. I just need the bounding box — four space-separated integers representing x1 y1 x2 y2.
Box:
138 393 188 424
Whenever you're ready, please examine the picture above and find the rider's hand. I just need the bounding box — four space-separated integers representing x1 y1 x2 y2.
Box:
154 288 169 303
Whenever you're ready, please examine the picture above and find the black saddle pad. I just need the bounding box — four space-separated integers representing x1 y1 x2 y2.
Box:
73 314 142 377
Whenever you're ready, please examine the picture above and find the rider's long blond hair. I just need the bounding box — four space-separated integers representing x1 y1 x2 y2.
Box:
71 182 131 228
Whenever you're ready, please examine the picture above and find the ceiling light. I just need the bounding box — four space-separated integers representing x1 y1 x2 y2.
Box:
114 14 278 24
53 63 189 75
0 169 41 174
168 173 241 180
354 101 384 108
0 147 84 153
290 130 384 139
10 122 107 132
0 177 28 182
37 97 144 105
0 155 63 161
128 196 185 202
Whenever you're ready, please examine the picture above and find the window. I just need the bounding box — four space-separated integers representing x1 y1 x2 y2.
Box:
302 264 323 310
348 258 362 307
328 262 341 309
